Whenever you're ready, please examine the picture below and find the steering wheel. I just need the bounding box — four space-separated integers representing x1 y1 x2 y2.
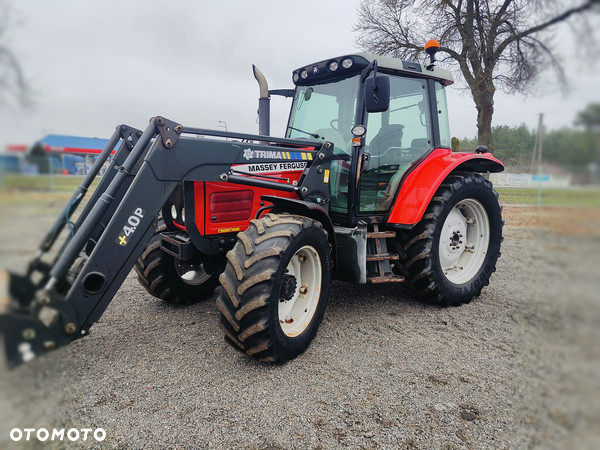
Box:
313 128 346 153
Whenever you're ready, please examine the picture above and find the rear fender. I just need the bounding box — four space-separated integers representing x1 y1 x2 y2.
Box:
387 148 504 227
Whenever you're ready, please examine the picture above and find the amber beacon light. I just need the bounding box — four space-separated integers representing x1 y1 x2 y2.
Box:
425 39 440 69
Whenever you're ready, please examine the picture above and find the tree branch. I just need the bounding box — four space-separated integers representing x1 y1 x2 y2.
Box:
494 0 599 59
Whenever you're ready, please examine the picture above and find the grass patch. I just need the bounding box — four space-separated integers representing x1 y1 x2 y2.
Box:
0 174 99 192
496 188 600 207
0 191 72 208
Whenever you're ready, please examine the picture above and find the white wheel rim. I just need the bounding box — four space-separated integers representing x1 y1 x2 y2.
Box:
438 198 490 285
175 262 211 286
278 245 322 337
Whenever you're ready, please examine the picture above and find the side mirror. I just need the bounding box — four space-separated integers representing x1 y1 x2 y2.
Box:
365 74 390 113
304 87 313 101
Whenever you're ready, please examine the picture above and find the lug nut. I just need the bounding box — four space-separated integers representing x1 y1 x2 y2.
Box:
298 254 307 262
64 323 77 335
22 328 36 340
299 286 308 295
38 295 50 305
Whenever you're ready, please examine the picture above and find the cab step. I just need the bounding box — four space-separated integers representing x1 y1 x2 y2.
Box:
366 253 399 262
366 231 396 239
367 274 405 284
365 224 405 284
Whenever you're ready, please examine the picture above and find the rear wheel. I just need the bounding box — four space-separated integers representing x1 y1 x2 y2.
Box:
398 172 503 306
134 219 220 305
217 214 332 363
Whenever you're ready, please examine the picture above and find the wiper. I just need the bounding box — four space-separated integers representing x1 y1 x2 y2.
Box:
288 126 320 139
391 103 418 113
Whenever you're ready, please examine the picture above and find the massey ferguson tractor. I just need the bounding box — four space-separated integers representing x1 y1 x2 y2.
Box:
0 41 503 366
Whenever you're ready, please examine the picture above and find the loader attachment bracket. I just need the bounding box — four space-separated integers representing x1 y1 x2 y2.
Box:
2 313 63 368
154 116 183 149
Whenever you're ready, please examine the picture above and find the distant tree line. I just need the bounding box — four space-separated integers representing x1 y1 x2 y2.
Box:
457 103 600 169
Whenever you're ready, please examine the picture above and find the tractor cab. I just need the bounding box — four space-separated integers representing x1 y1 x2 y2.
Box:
286 53 454 225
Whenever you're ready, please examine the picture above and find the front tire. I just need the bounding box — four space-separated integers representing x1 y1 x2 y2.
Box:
398 172 503 306
217 214 332 363
134 219 220 305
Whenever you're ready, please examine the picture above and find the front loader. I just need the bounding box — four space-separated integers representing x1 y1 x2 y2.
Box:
0 41 504 366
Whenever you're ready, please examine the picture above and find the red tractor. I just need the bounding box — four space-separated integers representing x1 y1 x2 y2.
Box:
1 42 503 367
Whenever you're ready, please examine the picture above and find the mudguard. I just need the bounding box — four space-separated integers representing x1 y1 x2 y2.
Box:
387 148 504 227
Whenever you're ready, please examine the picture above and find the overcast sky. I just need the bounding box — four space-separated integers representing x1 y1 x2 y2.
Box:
1 0 598 151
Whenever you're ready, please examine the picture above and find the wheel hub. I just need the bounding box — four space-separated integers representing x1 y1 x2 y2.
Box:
280 274 297 302
450 230 462 249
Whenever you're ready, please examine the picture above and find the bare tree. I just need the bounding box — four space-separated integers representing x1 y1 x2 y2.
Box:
354 0 599 147
0 0 33 108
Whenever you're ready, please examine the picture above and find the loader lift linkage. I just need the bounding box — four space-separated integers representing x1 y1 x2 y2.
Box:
1 116 334 367
1 46 504 366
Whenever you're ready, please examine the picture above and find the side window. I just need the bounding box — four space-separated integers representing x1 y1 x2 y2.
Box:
435 82 451 148
359 77 433 212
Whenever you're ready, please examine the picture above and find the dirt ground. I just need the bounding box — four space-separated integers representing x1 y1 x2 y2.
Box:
0 192 599 449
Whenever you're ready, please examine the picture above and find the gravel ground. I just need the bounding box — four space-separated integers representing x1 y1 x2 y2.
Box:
0 194 599 449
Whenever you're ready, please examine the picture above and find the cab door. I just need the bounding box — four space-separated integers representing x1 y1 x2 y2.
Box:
358 76 434 213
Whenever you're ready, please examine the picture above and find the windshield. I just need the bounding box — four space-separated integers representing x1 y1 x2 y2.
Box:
286 76 360 215
286 75 359 155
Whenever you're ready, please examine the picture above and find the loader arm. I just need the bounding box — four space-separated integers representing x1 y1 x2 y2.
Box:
1 116 333 368
27 125 142 286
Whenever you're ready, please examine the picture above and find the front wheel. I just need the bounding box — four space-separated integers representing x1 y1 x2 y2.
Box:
398 172 503 306
217 214 332 363
134 219 220 305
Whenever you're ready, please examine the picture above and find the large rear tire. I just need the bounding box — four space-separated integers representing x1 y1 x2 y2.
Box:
217 214 332 363
134 219 220 305
398 172 503 306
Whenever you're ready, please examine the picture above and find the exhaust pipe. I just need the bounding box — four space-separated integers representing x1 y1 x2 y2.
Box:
252 65 270 136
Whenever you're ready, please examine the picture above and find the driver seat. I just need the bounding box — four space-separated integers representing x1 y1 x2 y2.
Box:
368 124 404 158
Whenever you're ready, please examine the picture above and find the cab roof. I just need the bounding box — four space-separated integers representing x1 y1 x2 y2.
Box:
292 52 454 87
356 52 454 86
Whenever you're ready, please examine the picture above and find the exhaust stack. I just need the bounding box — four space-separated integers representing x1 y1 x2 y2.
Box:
252 65 270 136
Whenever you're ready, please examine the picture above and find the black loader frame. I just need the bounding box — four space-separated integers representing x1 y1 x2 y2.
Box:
1 116 334 368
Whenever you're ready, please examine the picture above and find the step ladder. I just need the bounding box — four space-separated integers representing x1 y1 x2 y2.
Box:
366 224 405 284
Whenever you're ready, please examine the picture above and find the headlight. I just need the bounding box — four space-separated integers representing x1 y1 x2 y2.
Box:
181 208 185 223
328 61 339 71
293 72 299 83
171 204 178 220
300 69 308 80
341 58 353 69
351 125 367 137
